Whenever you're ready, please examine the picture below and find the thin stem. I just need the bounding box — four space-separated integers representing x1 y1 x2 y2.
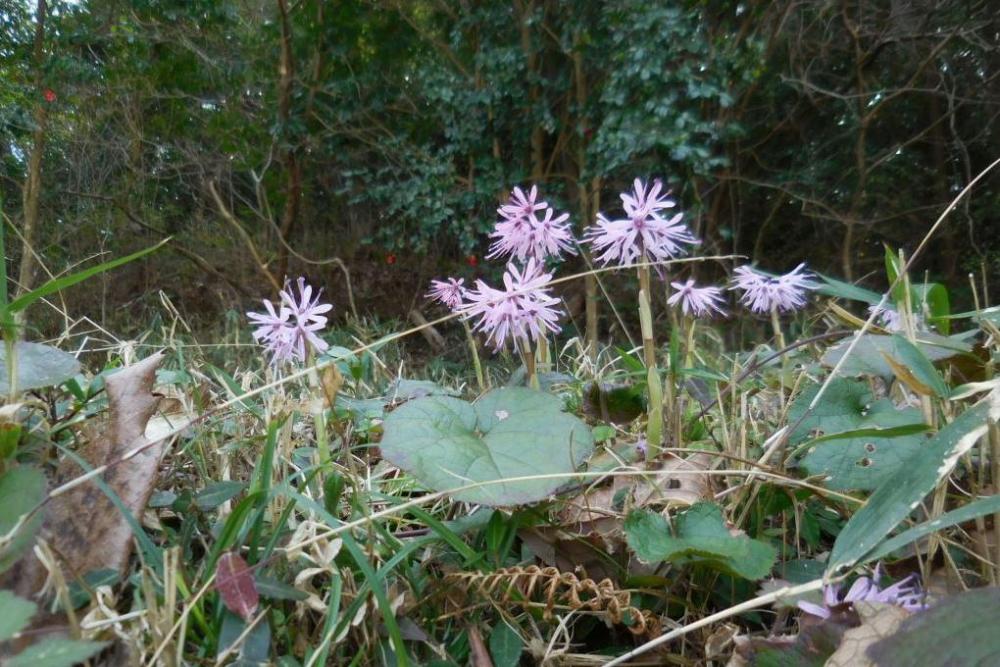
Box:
522 347 538 390
462 320 485 393
769 306 786 351
637 259 663 456
306 350 331 468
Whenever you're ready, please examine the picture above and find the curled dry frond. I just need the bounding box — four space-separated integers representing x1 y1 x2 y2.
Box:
444 565 662 637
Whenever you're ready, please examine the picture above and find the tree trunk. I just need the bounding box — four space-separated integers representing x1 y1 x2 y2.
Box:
16 0 48 304
275 0 301 282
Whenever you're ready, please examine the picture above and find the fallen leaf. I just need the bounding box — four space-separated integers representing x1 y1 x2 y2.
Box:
826 602 909 667
1 352 170 596
216 552 259 621
633 452 713 509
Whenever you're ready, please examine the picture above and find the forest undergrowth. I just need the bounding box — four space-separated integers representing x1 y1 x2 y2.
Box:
2 174 1000 667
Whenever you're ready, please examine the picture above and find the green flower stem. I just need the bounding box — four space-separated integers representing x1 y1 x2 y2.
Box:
769 306 786 352
306 351 331 469
638 260 663 457
769 306 791 465
522 347 539 390
536 333 551 374
684 315 696 368
462 320 486 393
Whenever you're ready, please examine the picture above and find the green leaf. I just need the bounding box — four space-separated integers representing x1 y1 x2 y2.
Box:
865 494 1000 564
195 480 246 511
883 245 905 303
0 590 37 641
489 622 523 667
6 638 109 667
788 378 924 445
885 334 949 397
206 491 264 574
820 333 968 379
815 274 883 305
0 342 81 395
0 465 46 574
387 378 458 400
218 609 271 667
3 240 167 316
910 283 950 334
868 588 1000 665
379 388 594 506
799 429 927 491
827 396 998 573
624 503 776 580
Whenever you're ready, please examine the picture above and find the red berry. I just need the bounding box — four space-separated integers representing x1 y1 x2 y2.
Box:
466 254 478 267
385 253 397 265
43 89 56 103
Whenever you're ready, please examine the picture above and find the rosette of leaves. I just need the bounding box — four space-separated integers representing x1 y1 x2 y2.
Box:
379 387 594 506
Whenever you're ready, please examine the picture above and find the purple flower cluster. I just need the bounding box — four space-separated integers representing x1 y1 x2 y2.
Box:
419 178 822 357
585 178 699 267
487 186 576 262
730 263 817 314
427 277 467 310
798 566 927 620
457 259 563 352
247 278 332 365
667 279 727 318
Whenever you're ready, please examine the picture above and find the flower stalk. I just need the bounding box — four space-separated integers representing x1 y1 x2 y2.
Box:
637 259 663 457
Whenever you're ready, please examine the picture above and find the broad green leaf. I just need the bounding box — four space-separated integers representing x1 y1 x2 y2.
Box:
820 333 968 379
0 342 81 395
865 494 1000 564
815 274 883 305
868 588 1000 665
0 589 37 641
624 503 776 580
0 465 46 573
195 480 246 511
827 395 998 573
489 621 523 667
799 430 927 491
788 378 924 445
6 638 109 667
379 388 593 506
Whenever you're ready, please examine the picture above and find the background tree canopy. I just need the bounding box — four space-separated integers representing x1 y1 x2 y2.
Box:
1 0 998 334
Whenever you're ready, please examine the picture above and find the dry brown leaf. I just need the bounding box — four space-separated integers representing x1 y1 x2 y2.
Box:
2 353 170 598
825 601 910 667
634 452 713 509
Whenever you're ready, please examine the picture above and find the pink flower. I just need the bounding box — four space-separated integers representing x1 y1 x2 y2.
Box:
798 565 926 619
867 303 923 332
527 208 576 260
247 278 332 364
247 299 295 363
667 279 727 317
427 277 467 311
731 263 816 314
488 185 576 262
584 178 699 266
458 259 563 351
